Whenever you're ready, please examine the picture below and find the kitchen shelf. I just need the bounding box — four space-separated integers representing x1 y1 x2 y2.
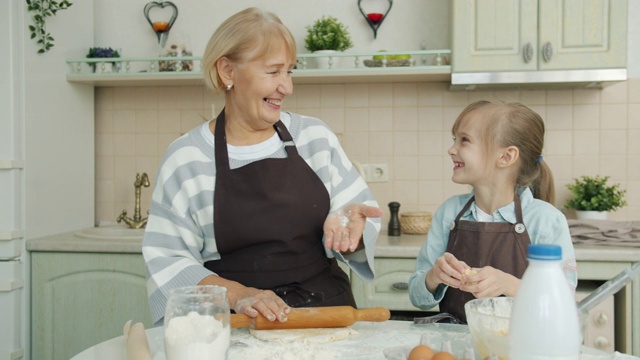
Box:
66 50 452 87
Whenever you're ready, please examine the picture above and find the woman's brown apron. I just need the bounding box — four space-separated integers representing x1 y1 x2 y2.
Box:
440 195 530 323
205 110 355 308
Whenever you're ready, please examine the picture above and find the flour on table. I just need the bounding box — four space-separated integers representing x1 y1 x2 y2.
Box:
249 327 357 344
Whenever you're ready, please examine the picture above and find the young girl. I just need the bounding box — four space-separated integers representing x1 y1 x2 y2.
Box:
408 100 577 323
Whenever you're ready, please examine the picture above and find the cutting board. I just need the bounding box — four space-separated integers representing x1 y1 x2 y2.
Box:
230 306 391 330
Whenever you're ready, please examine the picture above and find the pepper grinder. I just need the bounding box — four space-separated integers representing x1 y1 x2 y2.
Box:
388 201 401 236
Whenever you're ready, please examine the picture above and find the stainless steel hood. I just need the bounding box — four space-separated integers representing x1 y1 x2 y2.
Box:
450 69 627 91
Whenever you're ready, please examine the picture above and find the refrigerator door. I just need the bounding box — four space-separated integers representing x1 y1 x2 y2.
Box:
0 241 24 360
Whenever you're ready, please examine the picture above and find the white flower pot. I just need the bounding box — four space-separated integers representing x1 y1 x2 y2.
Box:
575 210 608 220
313 50 342 69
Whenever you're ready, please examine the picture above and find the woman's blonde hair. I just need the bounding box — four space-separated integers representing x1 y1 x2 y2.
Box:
202 7 297 91
451 100 556 204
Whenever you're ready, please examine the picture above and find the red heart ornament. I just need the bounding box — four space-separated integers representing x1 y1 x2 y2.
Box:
358 0 393 39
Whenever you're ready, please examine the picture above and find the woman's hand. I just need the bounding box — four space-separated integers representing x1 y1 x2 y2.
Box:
458 266 520 297
198 275 290 322
323 204 383 253
425 252 469 293
231 287 291 322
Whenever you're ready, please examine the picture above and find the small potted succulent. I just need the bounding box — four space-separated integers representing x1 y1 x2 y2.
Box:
86 47 121 73
565 175 627 220
304 16 353 69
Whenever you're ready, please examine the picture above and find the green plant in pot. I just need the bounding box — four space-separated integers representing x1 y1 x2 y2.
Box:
304 16 353 69
565 175 627 220
86 47 121 73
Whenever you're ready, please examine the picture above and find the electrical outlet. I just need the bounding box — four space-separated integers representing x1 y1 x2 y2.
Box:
363 163 389 182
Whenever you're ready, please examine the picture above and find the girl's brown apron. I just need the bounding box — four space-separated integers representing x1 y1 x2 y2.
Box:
205 110 355 308
440 195 530 323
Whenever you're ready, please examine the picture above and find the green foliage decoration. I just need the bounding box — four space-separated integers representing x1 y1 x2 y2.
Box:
565 175 627 212
26 0 73 54
304 16 354 52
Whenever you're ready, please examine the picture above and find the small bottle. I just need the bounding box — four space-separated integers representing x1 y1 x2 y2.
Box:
387 202 401 236
509 244 580 360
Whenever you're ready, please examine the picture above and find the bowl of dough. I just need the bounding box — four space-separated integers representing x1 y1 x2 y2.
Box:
464 297 513 359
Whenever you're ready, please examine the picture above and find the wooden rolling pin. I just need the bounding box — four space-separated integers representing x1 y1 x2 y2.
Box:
230 306 390 330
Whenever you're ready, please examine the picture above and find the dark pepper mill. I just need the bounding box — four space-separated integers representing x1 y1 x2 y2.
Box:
388 201 401 236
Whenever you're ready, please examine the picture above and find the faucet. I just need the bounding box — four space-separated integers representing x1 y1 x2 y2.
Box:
117 172 151 229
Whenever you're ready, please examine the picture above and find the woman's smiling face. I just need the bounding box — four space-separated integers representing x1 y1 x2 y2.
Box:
228 39 295 129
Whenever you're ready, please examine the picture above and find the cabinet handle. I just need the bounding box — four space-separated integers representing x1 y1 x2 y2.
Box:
523 43 534 63
594 336 609 349
542 42 553 62
392 282 409 291
595 313 608 326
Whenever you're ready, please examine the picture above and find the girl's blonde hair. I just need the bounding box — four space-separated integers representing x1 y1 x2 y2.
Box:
202 7 297 91
452 100 556 204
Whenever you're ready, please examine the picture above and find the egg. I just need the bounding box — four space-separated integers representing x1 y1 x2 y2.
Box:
431 351 457 360
407 344 435 360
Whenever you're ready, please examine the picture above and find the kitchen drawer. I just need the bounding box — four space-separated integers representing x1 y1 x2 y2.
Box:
352 258 436 312
577 288 615 352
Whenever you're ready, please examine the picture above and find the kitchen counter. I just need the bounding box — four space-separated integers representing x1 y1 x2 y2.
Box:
26 229 640 261
70 321 635 360
28 227 640 356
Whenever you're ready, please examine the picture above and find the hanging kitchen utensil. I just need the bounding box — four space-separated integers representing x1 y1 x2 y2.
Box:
230 306 390 330
577 261 640 315
143 1 178 48
358 0 393 39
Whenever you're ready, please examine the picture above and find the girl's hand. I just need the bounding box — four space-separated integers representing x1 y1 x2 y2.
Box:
324 204 383 253
425 252 469 293
458 266 520 297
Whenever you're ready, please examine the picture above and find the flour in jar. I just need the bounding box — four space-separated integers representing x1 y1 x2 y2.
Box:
164 311 230 360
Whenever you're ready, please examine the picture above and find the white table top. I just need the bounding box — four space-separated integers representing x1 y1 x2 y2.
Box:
71 320 638 360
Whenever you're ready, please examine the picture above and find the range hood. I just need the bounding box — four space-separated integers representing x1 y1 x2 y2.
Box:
450 68 627 91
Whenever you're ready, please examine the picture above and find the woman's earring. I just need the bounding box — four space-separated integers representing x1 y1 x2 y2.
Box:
226 83 233 91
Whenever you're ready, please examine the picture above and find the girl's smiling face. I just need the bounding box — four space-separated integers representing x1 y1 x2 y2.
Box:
448 111 494 187
228 39 294 130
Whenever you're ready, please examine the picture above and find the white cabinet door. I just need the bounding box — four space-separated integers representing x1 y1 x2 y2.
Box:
538 0 627 70
452 0 627 73
452 0 538 72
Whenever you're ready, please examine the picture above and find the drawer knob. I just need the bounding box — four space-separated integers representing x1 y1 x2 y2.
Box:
594 336 609 349
392 282 409 291
595 313 608 326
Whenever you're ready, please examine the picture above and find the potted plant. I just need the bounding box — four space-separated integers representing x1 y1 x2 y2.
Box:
565 175 627 220
86 47 121 73
304 16 353 69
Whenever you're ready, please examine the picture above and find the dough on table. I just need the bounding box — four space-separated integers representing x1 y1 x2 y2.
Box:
249 327 357 344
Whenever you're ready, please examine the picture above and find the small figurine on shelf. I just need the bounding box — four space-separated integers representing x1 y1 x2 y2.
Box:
159 39 193 72
86 47 121 73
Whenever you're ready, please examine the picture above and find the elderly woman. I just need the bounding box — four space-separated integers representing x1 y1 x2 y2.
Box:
142 7 383 326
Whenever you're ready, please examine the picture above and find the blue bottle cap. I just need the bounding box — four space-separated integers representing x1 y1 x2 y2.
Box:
527 244 562 260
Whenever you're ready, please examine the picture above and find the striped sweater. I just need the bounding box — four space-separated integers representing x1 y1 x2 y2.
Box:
142 112 381 324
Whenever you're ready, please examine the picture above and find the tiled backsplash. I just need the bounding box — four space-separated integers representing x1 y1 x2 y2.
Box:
95 79 640 225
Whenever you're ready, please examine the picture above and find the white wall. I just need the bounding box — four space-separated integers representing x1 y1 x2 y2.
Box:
23 1 96 238
93 0 450 59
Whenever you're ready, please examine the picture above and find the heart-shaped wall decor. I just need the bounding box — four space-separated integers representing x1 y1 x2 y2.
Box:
143 1 179 47
357 0 393 39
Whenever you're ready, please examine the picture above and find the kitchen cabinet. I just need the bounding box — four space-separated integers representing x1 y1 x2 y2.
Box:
354 233 640 356
451 0 627 83
30 251 152 360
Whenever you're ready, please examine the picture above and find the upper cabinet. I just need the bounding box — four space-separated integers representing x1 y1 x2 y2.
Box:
451 0 627 86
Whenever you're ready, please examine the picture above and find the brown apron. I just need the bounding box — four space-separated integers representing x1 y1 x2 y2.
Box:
205 110 355 308
440 195 530 323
